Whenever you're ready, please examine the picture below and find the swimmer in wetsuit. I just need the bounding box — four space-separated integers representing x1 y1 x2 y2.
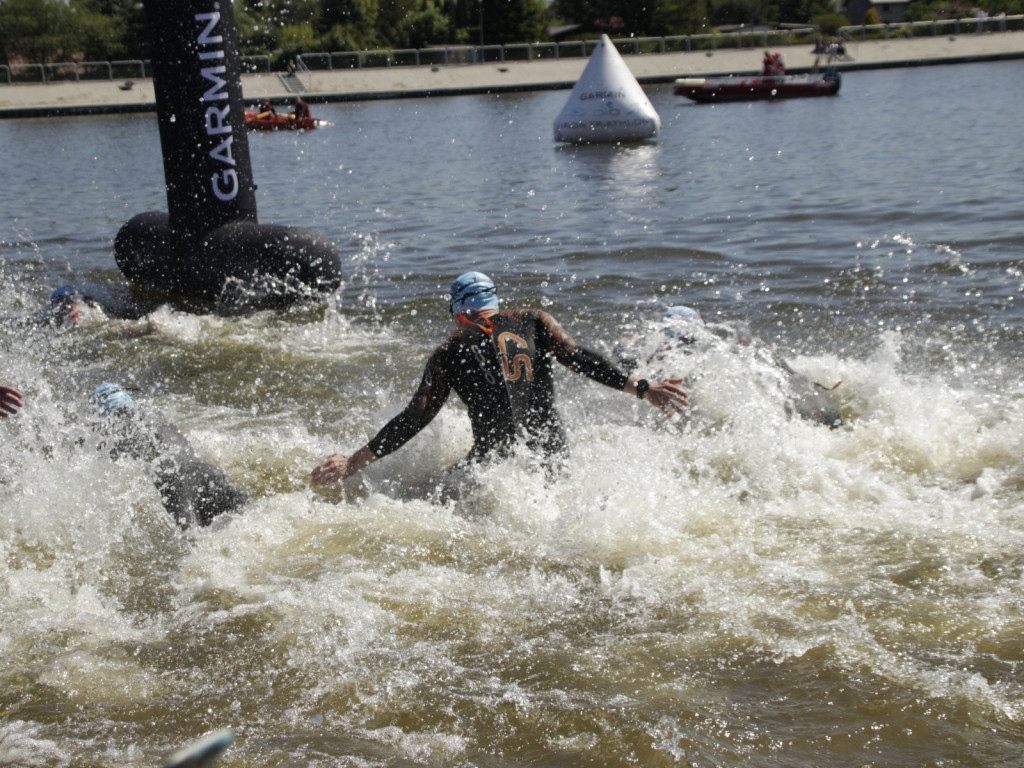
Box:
310 271 689 486
13 284 154 334
91 383 249 528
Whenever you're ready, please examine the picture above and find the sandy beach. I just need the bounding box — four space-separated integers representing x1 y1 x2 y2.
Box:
2 30 1023 117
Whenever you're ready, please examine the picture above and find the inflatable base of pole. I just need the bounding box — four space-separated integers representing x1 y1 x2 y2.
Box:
115 212 342 312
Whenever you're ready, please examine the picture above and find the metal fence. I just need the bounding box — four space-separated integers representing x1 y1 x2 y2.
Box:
841 13 1022 41
288 29 820 72
2 15 1021 85
1 59 149 85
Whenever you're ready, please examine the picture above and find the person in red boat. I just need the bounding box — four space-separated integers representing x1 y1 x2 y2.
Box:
762 51 785 76
257 99 276 119
291 96 311 121
311 271 689 486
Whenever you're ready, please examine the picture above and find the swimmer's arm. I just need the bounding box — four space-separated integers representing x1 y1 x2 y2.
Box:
538 311 690 415
311 446 377 485
310 353 450 486
624 375 689 415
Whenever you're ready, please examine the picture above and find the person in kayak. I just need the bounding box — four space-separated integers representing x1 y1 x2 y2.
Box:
90 383 249 528
310 271 689 486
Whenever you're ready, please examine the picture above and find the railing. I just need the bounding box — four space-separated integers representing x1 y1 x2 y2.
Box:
1 60 148 85
291 29 820 71
2 16 1020 85
839 13 1022 41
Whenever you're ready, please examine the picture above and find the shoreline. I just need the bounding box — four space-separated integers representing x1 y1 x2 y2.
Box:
2 31 1023 119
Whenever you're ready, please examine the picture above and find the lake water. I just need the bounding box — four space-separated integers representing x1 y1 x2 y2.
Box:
2 60 1024 768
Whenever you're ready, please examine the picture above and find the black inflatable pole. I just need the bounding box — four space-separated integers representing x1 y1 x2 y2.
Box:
147 0 258 242
116 0 341 307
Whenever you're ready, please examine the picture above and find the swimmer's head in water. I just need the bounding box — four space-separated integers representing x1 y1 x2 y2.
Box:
90 383 136 418
51 285 82 306
449 271 499 314
662 305 704 343
663 305 702 322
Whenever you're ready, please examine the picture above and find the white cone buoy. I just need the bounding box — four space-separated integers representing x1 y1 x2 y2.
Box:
553 34 660 144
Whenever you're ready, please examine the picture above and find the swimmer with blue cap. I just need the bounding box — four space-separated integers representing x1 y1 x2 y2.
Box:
448 271 499 314
90 382 136 417
312 271 689 486
661 305 705 344
90 383 249 528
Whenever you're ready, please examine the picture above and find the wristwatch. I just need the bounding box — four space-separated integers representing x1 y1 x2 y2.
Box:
635 379 650 400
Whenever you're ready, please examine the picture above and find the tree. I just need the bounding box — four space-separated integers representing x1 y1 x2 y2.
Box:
65 0 146 61
71 0 149 61
315 0 380 48
397 5 455 48
553 0 710 37
236 0 321 55
710 0 763 26
650 0 711 35
0 0 76 65
479 0 550 45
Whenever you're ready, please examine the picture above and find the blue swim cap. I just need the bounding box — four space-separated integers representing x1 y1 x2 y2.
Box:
662 305 704 343
51 285 82 306
663 305 701 321
449 271 498 314
90 383 136 417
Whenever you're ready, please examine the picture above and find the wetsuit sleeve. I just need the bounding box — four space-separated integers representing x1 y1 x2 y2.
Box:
536 311 630 391
366 350 451 459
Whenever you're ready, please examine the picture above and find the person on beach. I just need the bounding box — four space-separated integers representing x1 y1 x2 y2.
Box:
91 383 249 528
310 271 689 486
1 385 23 418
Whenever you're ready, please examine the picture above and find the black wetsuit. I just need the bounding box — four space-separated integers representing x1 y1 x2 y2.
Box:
99 414 249 528
367 309 629 463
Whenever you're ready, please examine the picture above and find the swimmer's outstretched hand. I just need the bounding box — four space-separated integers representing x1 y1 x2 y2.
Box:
311 446 377 486
648 377 689 415
1 385 23 418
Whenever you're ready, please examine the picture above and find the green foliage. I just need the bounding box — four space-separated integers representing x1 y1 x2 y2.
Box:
71 0 148 60
0 0 75 65
3 0 1020 66
278 22 318 54
810 11 849 34
398 7 455 49
709 0 761 26
906 0 1023 19
553 0 709 36
649 0 711 35
316 24 367 54
479 0 550 45
864 7 881 24
906 0 970 20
